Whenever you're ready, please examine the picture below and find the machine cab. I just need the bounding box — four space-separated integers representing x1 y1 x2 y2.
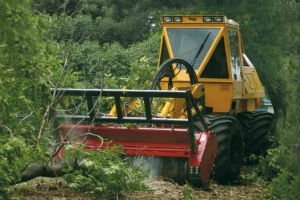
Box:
158 15 265 112
158 15 245 112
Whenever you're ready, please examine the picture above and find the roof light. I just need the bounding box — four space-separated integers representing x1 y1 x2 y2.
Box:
163 16 172 22
213 16 223 22
203 16 212 22
173 16 182 22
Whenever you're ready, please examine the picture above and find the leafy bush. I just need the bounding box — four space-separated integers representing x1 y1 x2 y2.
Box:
269 170 299 200
63 145 147 198
0 136 34 198
104 56 156 90
0 0 63 141
58 32 160 89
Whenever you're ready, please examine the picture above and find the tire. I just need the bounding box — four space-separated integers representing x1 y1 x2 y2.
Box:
237 111 273 160
194 115 244 184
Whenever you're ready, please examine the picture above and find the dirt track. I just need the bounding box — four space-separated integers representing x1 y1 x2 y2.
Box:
125 178 267 200
9 176 269 200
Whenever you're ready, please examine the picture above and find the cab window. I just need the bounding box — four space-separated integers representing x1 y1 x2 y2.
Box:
228 31 241 80
200 37 229 79
159 38 170 65
166 28 220 69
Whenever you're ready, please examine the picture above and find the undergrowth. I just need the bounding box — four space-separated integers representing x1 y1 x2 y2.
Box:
62 145 147 199
0 136 34 199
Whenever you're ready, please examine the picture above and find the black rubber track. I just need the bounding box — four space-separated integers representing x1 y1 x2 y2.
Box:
194 115 244 184
236 111 273 158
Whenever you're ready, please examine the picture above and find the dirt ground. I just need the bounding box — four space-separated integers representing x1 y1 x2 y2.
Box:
124 178 268 200
8 177 95 200
8 175 269 200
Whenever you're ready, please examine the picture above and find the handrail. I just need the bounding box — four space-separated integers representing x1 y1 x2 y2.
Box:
51 88 205 153
51 88 197 125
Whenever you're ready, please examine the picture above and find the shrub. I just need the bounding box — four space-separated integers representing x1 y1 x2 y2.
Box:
63 145 147 198
0 136 33 198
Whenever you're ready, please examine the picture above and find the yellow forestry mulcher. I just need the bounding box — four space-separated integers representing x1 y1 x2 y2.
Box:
52 15 273 185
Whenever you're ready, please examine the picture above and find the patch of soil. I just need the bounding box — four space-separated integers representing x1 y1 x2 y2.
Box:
123 177 268 200
8 177 96 200
8 176 268 200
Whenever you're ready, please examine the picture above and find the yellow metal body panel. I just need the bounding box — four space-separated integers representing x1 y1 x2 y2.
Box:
232 55 265 112
159 83 205 118
243 66 265 98
246 99 256 111
204 83 232 112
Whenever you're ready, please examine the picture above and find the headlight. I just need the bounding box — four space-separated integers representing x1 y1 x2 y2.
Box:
213 16 223 22
173 16 182 22
203 16 212 22
163 16 172 22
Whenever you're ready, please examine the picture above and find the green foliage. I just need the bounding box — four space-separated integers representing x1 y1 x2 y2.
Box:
104 56 156 90
182 184 195 200
0 0 62 139
33 0 203 46
63 145 147 198
0 136 34 197
269 170 300 200
58 32 159 89
264 1 300 198
0 0 71 197
52 14 94 42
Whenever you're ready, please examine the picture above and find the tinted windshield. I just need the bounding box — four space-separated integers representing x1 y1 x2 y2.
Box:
167 28 220 69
